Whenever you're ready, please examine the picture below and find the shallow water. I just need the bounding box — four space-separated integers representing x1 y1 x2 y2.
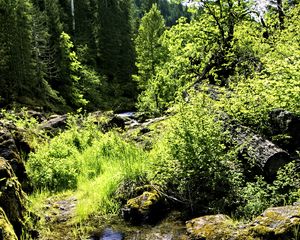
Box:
90 228 124 240
116 112 135 118
89 212 187 240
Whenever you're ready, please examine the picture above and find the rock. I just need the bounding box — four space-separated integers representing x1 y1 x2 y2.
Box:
27 110 46 123
0 127 28 185
187 214 238 240
0 157 28 238
40 114 67 134
0 207 18 240
122 190 167 224
249 205 300 239
186 205 300 240
90 111 126 131
186 214 260 240
107 116 125 130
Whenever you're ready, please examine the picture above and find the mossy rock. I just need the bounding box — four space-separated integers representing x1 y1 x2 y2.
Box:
249 206 300 239
0 207 18 240
186 214 258 240
0 157 29 238
0 127 28 183
122 190 167 224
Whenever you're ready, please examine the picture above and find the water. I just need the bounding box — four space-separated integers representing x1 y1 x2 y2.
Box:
116 112 135 118
90 228 124 240
88 212 187 240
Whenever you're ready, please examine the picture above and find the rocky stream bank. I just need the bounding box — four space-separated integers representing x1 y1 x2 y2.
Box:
1 109 300 239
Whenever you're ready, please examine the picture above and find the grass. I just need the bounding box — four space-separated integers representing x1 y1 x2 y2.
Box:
26 117 149 227
75 133 148 220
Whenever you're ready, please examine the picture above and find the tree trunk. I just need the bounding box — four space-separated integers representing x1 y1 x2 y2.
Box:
226 122 291 180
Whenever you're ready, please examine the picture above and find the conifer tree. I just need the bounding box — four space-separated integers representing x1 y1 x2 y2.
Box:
0 0 36 102
134 4 166 90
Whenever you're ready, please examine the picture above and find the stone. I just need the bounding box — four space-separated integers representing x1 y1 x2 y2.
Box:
186 214 238 240
122 190 167 224
0 127 28 185
249 205 300 239
0 207 18 240
0 157 28 238
40 114 67 134
186 205 300 240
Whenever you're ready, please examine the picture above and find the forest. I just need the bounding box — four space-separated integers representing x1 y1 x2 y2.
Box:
1 0 300 239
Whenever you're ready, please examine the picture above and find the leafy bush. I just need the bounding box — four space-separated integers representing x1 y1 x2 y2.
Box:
27 116 96 191
238 162 300 219
150 93 243 214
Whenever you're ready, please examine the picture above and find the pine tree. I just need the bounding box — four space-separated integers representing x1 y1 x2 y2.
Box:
134 4 166 90
91 0 136 101
0 0 36 102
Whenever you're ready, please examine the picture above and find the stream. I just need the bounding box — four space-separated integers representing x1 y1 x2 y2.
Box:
88 212 188 240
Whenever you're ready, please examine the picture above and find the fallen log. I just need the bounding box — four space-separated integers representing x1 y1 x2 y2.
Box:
227 122 291 180
268 108 300 151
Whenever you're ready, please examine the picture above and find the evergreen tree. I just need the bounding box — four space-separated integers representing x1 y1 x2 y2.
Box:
0 0 36 103
134 4 166 91
91 0 136 102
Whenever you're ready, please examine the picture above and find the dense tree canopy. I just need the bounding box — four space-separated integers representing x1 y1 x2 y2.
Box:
0 0 299 115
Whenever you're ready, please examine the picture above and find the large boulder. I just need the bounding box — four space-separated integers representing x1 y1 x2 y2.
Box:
186 205 300 240
40 114 68 134
0 207 18 240
0 157 28 238
186 214 254 240
248 205 300 239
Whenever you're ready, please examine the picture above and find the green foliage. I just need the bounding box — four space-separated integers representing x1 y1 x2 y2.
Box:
137 0 257 114
59 32 88 108
219 4 300 128
134 4 166 91
238 162 300 219
27 114 148 216
150 93 242 213
133 0 190 28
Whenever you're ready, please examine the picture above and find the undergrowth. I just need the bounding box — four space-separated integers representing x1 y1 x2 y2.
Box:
26 115 148 221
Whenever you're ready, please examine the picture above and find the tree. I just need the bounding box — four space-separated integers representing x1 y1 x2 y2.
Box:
0 0 38 103
90 0 136 105
134 4 166 91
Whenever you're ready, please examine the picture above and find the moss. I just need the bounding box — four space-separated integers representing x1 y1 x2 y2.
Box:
124 190 166 224
249 206 300 238
0 207 18 240
126 190 161 213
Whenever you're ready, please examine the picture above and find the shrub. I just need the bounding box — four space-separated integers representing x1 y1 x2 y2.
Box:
150 93 243 214
238 162 300 219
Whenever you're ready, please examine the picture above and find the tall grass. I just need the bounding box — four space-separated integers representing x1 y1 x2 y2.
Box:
26 116 148 219
75 133 148 220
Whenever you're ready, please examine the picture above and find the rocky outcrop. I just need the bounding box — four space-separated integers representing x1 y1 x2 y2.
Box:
186 205 300 240
0 127 28 186
248 205 300 239
122 190 167 224
0 207 18 240
186 214 238 240
0 157 28 238
40 114 68 134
